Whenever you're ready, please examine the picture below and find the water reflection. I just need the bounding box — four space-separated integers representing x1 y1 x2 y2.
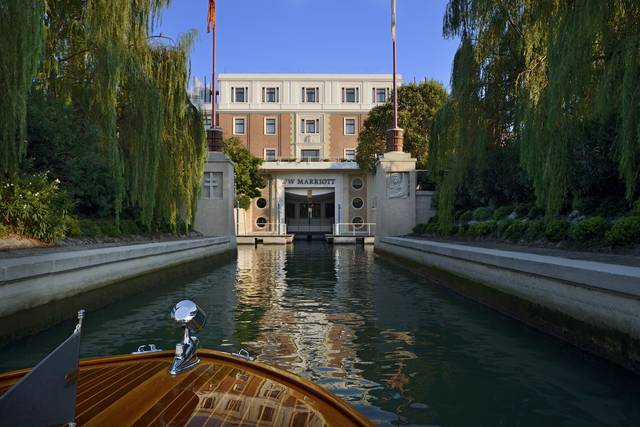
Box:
0 243 639 426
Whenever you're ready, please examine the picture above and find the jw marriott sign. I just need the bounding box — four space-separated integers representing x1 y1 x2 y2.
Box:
284 177 337 186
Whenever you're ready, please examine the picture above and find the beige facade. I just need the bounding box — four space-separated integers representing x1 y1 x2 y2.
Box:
202 74 401 238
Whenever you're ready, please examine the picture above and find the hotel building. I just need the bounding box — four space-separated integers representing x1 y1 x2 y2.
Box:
192 73 401 238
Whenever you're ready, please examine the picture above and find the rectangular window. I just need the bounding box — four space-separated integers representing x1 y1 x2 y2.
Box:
232 87 248 103
344 149 356 161
374 88 388 103
264 148 277 161
262 87 279 103
301 149 320 161
344 118 356 135
299 203 308 218
233 117 245 135
302 87 319 103
265 118 277 135
342 87 359 103
300 118 320 134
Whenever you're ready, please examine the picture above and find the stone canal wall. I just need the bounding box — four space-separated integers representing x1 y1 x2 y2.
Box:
376 237 640 373
0 237 235 319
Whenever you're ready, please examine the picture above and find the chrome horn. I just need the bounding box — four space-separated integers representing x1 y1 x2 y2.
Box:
169 300 206 375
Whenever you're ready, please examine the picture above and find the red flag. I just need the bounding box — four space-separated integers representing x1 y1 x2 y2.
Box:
207 0 216 33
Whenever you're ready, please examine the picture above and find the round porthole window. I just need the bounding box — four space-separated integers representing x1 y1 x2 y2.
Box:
256 217 267 228
351 177 364 190
352 197 364 209
256 198 267 209
353 216 364 228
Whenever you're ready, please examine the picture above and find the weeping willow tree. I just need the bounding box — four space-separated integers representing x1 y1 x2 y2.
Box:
431 0 640 228
0 0 45 176
24 0 206 229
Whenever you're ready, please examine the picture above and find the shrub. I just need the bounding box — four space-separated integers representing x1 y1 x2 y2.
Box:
504 221 528 241
527 206 545 220
425 223 440 234
545 218 570 242
469 220 497 237
0 173 74 242
66 217 81 237
606 216 640 246
492 206 513 220
595 198 628 218
78 219 101 237
526 219 547 240
458 210 473 223
120 219 141 235
413 224 425 234
514 204 532 217
473 207 492 221
0 223 9 238
569 216 607 241
497 219 514 238
456 224 468 235
631 200 640 216
98 221 121 237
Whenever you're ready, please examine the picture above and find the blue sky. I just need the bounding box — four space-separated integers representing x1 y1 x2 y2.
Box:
156 0 459 88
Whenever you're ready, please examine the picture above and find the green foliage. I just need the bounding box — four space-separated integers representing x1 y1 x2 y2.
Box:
120 219 142 235
492 206 513 220
545 219 570 242
569 217 607 242
514 204 531 218
20 0 205 230
496 219 514 238
468 220 497 237
356 81 447 172
526 219 547 240
78 219 102 238
458 210 473 223
98 221 121 237
433 0 640 228
504 221 528 241
0 174 74 242
223 137 264 208
0 0 45 176
472 207 491 221
527 206 545 220
632 201 640 216
606 216 640 246
25 91 116 217
0 223 9 238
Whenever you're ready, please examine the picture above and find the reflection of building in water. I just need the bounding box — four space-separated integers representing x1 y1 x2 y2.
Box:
234 246 375 407
189 367 326 426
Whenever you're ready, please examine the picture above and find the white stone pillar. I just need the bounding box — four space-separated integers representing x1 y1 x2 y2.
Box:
193 152 237 243
373 151 417 242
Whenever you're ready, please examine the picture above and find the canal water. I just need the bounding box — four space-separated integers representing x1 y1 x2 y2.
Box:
1 243 639 426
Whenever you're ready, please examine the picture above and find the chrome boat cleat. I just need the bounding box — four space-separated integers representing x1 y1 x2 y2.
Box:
168 300 206 375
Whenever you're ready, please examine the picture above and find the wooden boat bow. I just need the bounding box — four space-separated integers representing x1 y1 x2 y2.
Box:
0 349 372 427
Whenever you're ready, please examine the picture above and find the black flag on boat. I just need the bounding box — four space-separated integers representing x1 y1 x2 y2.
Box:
0 310 84 427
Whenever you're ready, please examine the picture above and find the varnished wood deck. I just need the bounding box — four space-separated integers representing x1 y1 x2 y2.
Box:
0 350 372 427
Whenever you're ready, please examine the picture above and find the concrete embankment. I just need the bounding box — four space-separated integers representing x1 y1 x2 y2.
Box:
376 237 640 373
0 237 235 319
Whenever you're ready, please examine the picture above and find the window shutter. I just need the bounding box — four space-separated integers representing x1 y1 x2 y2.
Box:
245 87 249 102
262 87 265 102
316 87 320 102
356 88 360 102
301 87 305 103
316 119 320 133
341 88 345 103
372 88 376 102
301 119 305 133
231 87 235 102
276 87 280 102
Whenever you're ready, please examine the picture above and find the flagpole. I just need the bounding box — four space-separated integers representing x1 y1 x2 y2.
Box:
211 5 217 128
392 0 398 130
387 0 403 152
